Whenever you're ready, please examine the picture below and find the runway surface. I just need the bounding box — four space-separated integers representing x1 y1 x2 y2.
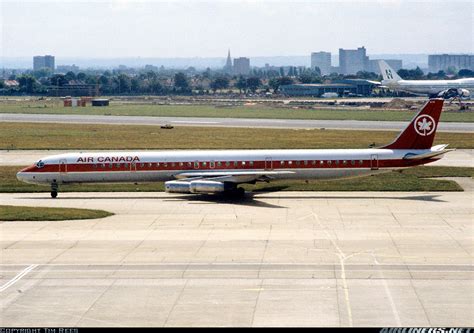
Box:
1 149 472 167
1 188 473 327
1 113 473 132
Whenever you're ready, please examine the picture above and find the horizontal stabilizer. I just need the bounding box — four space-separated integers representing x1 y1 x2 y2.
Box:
403 145 454 160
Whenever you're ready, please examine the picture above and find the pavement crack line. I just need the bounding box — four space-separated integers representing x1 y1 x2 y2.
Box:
312 212 353 327
0 264 38 293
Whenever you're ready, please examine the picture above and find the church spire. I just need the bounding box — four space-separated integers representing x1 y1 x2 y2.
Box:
224 49 232 73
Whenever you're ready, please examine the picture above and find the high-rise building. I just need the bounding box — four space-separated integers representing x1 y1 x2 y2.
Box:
233 57 250 75
339 47 368 75
310 52 331 75
223 50 233 73
33 55 55 72
428 54 474 72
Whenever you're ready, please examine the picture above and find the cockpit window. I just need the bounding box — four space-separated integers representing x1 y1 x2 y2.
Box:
36 160 45 169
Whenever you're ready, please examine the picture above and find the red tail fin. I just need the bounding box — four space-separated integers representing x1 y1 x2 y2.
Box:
382 98 444 150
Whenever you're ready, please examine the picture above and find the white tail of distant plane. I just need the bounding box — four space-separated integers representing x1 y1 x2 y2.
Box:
378 60 402 83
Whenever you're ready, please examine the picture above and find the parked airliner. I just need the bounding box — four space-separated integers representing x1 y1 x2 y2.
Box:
379 60 474 97
17 98 451 198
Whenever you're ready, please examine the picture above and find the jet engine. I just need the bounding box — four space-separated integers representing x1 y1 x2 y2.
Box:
165 180 192 193
458 88 470 98
189 180 226 193
165 180 228 194
438 88 470 99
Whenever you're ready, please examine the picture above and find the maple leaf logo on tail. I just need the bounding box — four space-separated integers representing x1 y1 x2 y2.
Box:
414 115 436 136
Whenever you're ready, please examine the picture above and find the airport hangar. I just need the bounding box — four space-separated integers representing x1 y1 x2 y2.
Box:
280 79 378 97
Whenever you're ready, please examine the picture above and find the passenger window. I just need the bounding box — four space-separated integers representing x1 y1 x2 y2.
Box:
295 161 300 166
194 161 199 169
335 160 339 165
304 161 308 166
187 162 192 167
288 161 293 165
281 161 285 166
312 161 316 165
249 161 254 167
179 162 183 166
148 163 152 167
233 161 238 167
320 160 324 165
351 160 355 165
140 163 144 168
359 160 363 165
225 161 230 167
328 161 332 165
171 163 175 167
343 160 347 165
242 161 246 166
109 163 113 168
202 162 207 167
210 161 215 168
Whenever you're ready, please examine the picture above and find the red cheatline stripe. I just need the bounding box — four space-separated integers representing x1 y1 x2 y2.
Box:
24 158 437 173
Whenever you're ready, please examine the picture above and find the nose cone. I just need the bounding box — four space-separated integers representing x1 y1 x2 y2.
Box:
16 165 37 184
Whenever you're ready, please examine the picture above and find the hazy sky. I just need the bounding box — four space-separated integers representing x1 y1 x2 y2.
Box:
1 0 473 58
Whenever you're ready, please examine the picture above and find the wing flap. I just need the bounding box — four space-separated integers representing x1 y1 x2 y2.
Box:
174 170 295 183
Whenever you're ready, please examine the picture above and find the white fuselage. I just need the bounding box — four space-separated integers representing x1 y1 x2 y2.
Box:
383 78 474 95
17 148 439 186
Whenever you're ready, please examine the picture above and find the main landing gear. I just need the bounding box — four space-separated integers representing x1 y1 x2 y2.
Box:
51 182 58 198
224 187 245 199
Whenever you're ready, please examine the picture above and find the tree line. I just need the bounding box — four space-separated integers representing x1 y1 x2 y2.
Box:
1 66 473 95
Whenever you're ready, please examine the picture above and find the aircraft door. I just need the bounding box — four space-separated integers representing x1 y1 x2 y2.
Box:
370 154 379 170
59 159 67 173
264 157 273 170
130 162 137 172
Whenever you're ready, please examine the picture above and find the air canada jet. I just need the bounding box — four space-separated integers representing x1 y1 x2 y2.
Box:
379 60 474 97
17 98 452 198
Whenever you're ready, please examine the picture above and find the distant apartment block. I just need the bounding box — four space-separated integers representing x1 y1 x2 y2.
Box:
428 54 474 72
366 59 403 74
310 52 331 75
33 55 55 72
56 64 79 73
233 57 250 75
339 47 368 75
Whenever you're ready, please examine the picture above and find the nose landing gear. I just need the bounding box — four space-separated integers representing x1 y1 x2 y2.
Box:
51 182 58 198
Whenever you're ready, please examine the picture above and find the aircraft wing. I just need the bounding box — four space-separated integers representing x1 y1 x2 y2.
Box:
173 170 295 183
403 144 455 160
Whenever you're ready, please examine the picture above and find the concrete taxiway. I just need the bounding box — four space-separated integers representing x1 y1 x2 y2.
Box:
1 113 473 132
1 188 473 327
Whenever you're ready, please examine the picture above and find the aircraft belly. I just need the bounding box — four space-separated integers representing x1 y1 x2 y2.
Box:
269 168 386 180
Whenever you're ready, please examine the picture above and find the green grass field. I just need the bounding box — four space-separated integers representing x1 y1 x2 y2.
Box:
0 205 113 221
2 165 470 193
2 122 473 150
1 99 473 122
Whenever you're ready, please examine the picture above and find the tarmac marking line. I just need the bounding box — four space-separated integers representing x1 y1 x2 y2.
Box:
0 264 38 293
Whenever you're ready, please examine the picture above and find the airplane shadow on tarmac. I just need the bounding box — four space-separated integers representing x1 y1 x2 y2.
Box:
22 192 446 208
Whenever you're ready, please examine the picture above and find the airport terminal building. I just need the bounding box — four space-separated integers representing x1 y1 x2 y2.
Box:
280 79 377 97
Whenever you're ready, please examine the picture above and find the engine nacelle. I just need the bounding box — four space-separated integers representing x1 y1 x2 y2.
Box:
458 88 470 97
189 180 226 193
165 180 191 193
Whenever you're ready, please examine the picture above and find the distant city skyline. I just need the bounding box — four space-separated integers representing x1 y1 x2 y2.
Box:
2 0 473 59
